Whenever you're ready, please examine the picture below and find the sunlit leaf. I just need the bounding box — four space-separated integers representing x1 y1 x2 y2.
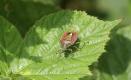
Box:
17 10 120 80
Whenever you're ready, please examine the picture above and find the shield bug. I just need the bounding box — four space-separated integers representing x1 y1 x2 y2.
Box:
60 32 78 49
58 31 79 57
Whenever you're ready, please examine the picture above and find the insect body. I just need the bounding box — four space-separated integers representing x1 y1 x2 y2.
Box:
58 32 81 57
60 32 78 49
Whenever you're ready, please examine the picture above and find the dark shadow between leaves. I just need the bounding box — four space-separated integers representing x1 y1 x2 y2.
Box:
97 33 131 75
0 0 59 37
60 0 109 20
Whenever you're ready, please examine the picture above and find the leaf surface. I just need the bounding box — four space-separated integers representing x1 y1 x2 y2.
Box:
94 25 131 80
0 16 23 77
17 10 120 80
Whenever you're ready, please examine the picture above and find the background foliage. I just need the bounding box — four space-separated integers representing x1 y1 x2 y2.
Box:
0 0 131 80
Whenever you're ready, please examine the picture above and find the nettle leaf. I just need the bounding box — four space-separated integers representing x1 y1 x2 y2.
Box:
95 25 131 80
0 16 23 78
15 10 120 80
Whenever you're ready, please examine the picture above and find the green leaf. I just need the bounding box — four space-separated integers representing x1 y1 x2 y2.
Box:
15 10 120 80
0 0 59 36
94 25 131 80
0 16 23 77
0 75 11 80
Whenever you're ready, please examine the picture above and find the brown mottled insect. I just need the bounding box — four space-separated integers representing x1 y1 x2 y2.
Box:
60 32 78 49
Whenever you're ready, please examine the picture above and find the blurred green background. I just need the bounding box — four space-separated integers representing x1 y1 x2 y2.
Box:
0 0 131 80
0 0 131 36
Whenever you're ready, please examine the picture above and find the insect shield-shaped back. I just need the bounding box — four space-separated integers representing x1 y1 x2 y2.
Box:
60 32 78 49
